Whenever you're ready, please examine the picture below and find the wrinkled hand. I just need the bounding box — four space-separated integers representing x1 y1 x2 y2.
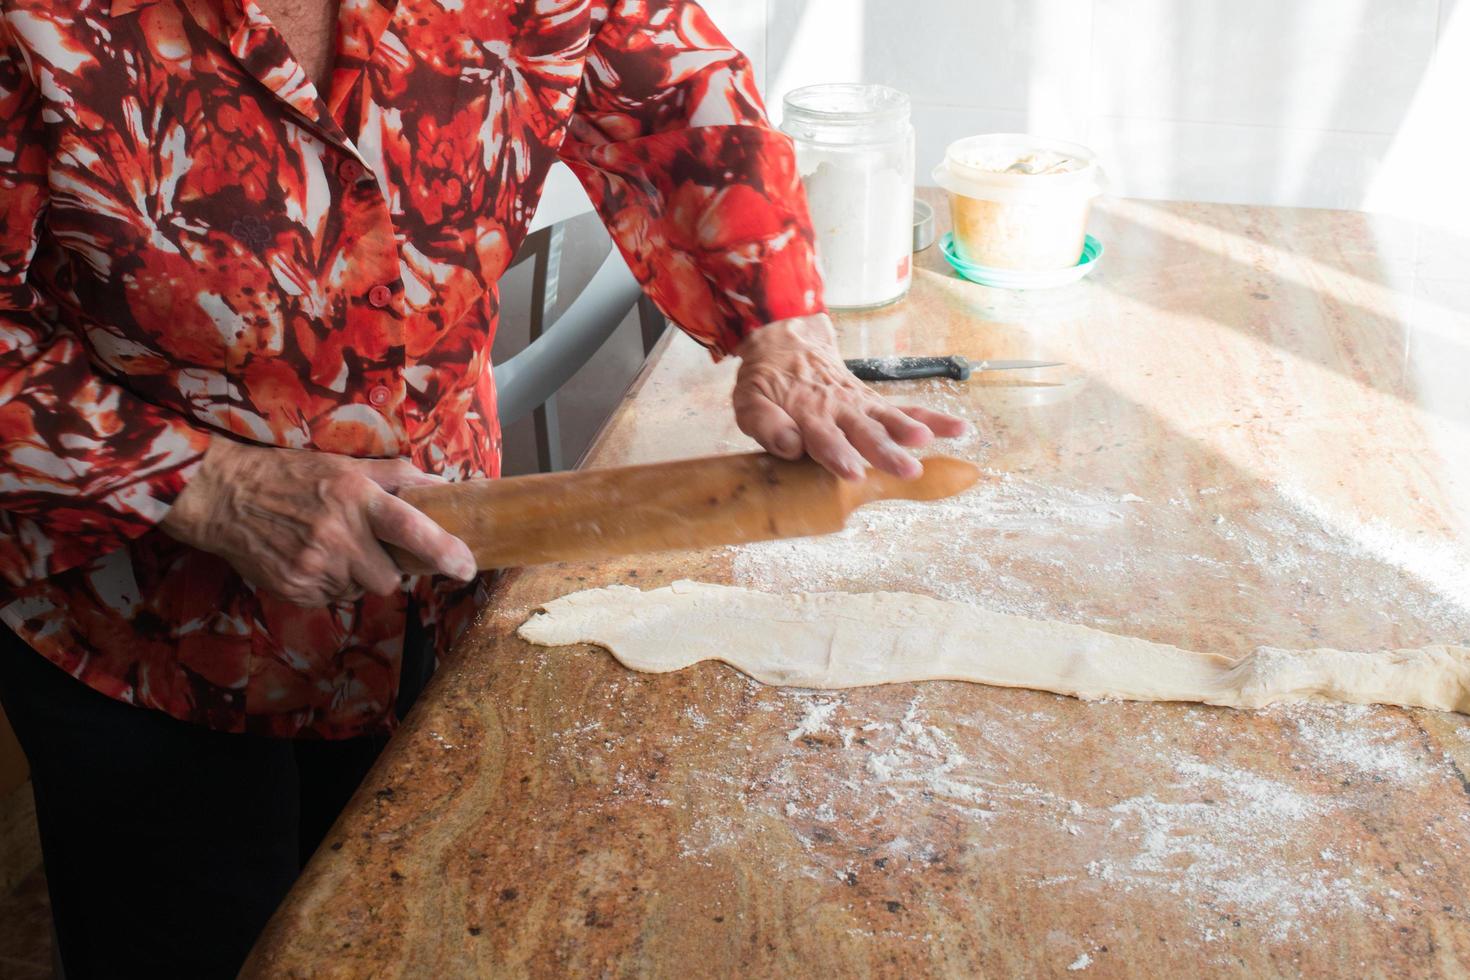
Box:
733 314 970 480
161 439 477 607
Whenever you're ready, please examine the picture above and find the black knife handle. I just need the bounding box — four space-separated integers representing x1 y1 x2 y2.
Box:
845 355 972 382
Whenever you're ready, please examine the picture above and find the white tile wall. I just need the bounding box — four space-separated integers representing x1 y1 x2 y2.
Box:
1090 0 1438 133
1085 118 1394 209
763 0 867 105
690 0 1460 218
764 0 1094 143
818 2 1051 110
1362 0 1470 225
697 0 768 92
908 103 1029 185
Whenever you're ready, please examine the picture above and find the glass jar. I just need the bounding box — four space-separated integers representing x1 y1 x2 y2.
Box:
780 83 915 311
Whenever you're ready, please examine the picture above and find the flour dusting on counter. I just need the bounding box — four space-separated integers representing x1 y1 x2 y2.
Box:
728 379 1470 651
515 353 1470 964
1268 482 1470 620
538 666 1469 954
730 468 1135 621
787 700 839 742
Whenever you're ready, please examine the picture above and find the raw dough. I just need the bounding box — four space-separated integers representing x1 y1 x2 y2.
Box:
517 580 1470 715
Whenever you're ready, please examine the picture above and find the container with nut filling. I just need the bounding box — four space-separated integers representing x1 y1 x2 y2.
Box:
933 135 1103 271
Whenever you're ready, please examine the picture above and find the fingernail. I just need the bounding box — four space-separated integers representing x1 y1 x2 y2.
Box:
774 431 800 456
454 553 478 581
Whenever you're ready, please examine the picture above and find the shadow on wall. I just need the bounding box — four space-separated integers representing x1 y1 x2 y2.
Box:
765 0 1450 212
1142 0 1389 207
1363 0 1470 226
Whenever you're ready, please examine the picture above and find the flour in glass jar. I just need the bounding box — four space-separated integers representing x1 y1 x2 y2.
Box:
801 160 913 309
780 83 915 310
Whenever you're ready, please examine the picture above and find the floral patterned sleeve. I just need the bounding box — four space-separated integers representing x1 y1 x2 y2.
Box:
0 16 211 583
558 0 826 357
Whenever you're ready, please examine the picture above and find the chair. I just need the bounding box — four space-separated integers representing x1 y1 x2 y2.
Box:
496 165 669 472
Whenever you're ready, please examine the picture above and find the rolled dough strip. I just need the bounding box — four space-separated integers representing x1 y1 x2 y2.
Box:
517 580 1470 715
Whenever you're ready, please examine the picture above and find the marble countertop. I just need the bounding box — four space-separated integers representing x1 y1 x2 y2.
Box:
245 191 1470 978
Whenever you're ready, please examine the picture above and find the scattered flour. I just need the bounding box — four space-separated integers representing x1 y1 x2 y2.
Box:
788 700 840 742
730 470 1139 620
1084 762 1370 944
1216 484 1470 642
582 693 1463 951
533 379 1470 960
1280 702 1441 782
727 381 1470 650
1272 482 1470 620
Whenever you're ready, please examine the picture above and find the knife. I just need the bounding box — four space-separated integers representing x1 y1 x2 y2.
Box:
845 355 1063 382
389 452 980 572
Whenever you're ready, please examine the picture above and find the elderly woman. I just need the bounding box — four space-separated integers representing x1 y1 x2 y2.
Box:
0 0 963 975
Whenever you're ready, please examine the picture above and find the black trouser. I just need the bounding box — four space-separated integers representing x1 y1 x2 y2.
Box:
0 612 435 980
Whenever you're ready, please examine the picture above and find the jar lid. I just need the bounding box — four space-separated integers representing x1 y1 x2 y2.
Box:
913 198 936 252
781 83 911 143
933 134 1104 203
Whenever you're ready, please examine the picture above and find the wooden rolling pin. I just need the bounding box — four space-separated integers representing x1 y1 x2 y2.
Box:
391 452 981 572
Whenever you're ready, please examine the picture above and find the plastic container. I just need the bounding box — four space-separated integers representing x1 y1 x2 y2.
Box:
932 134 1103 271
781 83 915 310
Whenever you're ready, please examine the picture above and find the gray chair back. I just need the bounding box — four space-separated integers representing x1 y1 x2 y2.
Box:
494 226 667 471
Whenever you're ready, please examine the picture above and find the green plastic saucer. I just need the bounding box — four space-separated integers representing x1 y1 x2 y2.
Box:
940 233 1103 290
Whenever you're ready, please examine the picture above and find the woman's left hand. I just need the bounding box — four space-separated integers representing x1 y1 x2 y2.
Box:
732 314 971 480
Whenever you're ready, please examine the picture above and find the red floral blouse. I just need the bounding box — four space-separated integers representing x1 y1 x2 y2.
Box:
0 0 824 737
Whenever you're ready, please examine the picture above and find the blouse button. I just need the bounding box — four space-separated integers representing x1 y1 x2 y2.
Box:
367 284 393 307
338 159 365 183
367 385 391 407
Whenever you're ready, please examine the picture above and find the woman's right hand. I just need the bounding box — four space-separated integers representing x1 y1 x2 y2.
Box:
160 439 477 607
